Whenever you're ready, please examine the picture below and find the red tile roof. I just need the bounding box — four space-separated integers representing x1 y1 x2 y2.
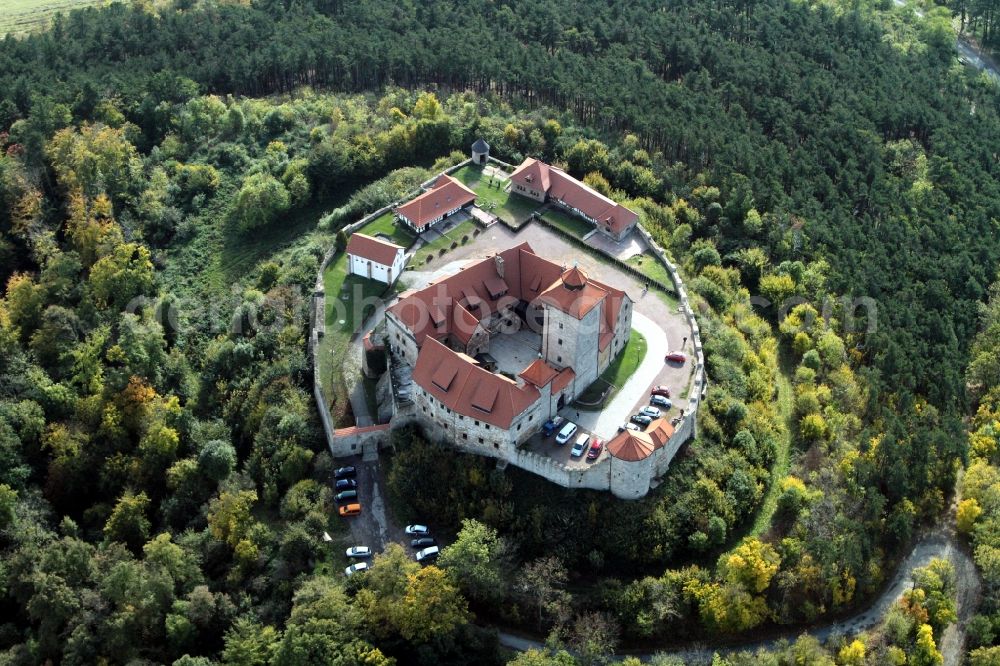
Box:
647 418 675 448
333 423 391 437
538 270 608 319
413 338 539 429
346 232 403 266
510 157 551 192
519 359 560 387
394 175 477 230
607 430 655 461
551 367 576 394
510 158 639 236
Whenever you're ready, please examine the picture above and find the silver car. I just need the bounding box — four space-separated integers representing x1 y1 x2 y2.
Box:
640 406 661 418
345 562 369 576
346 546 372 558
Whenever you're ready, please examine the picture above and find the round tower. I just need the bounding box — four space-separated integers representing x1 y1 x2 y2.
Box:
607 429 654 499
471 138 490 165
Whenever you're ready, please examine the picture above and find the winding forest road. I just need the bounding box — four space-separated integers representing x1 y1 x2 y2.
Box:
497 528 980 663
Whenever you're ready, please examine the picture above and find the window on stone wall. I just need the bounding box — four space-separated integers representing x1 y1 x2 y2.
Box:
463 434 468 440
494 443 499 449
475 420 480 426
478 437 484 444
557 356 562 363
517 424 521 431
485 424 491 430
559 323 564 329
558 338 563 345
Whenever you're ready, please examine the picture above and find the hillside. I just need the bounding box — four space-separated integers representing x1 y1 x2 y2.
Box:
0 0 998 664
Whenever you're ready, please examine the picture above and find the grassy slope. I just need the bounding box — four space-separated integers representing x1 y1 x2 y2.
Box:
750 359 794 537
0 0 114 36
356 211 417 248
540 208 594 238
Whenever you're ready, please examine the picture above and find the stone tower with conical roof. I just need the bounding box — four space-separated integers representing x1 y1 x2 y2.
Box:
471 138 490 165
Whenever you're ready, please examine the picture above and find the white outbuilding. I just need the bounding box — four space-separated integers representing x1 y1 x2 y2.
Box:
346 232 405 285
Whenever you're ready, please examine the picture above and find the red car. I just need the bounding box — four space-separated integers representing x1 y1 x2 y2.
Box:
650 385 671 398
586 438 604 460
665 352 686 364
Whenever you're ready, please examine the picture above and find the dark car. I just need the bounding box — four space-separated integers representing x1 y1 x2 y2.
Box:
334 466 356 479
411 537 437 549
335 490 358 503
630 414 652 426
335 478 357 491
650 385 671 398
586 438 604 460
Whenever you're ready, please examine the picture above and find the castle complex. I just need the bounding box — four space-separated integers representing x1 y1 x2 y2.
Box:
386 242 632 456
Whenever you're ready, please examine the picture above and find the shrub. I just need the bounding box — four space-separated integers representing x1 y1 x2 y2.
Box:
462 235 469 244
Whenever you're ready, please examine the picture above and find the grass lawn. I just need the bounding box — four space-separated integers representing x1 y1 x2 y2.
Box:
451 164 540 225
0 0 114 35
576 330 648 406
410 220 479 267
316 252 389 423
540 208 594 239
627 253 675 290
357 211 416 248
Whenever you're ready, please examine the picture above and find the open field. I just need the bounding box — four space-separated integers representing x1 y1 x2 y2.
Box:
451 164 540 225
0 0 115 36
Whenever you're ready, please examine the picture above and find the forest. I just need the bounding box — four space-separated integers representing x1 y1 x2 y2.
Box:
0 0 999 663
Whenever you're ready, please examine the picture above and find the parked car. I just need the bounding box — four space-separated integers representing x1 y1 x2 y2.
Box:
335 490 358 503
345 546 372 558
570 433 590 457
555 421 578 445
650 395 672 408
624 422 641 432
542 416 565 437
630 414 652 426
335 478 357 491
334 466 356 479
587 438 604 460
665 352 687 363
338 503 362 517
405 524 430 536
640 406 661 418
650 385 671 398
415 546 440 563
345 562 369 576
411 537 437 549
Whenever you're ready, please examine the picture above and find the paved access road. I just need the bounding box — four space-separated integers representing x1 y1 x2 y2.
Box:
568 312 671 440
497 528 979 665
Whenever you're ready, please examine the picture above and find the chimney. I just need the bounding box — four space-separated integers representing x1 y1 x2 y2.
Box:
494 255 505 278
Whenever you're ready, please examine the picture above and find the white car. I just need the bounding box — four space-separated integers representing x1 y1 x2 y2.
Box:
640 406 661 418
570 433 590 457
625 423 641 432
650 395 672 408
555 421 578 445
405 524 430 535
346 546 372 558
345 562 369 576
416 546 440 563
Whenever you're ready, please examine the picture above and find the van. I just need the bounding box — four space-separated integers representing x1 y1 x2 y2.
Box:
335 490 358 503
571 433 590 457
555 421 578 445
338 503 362 517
